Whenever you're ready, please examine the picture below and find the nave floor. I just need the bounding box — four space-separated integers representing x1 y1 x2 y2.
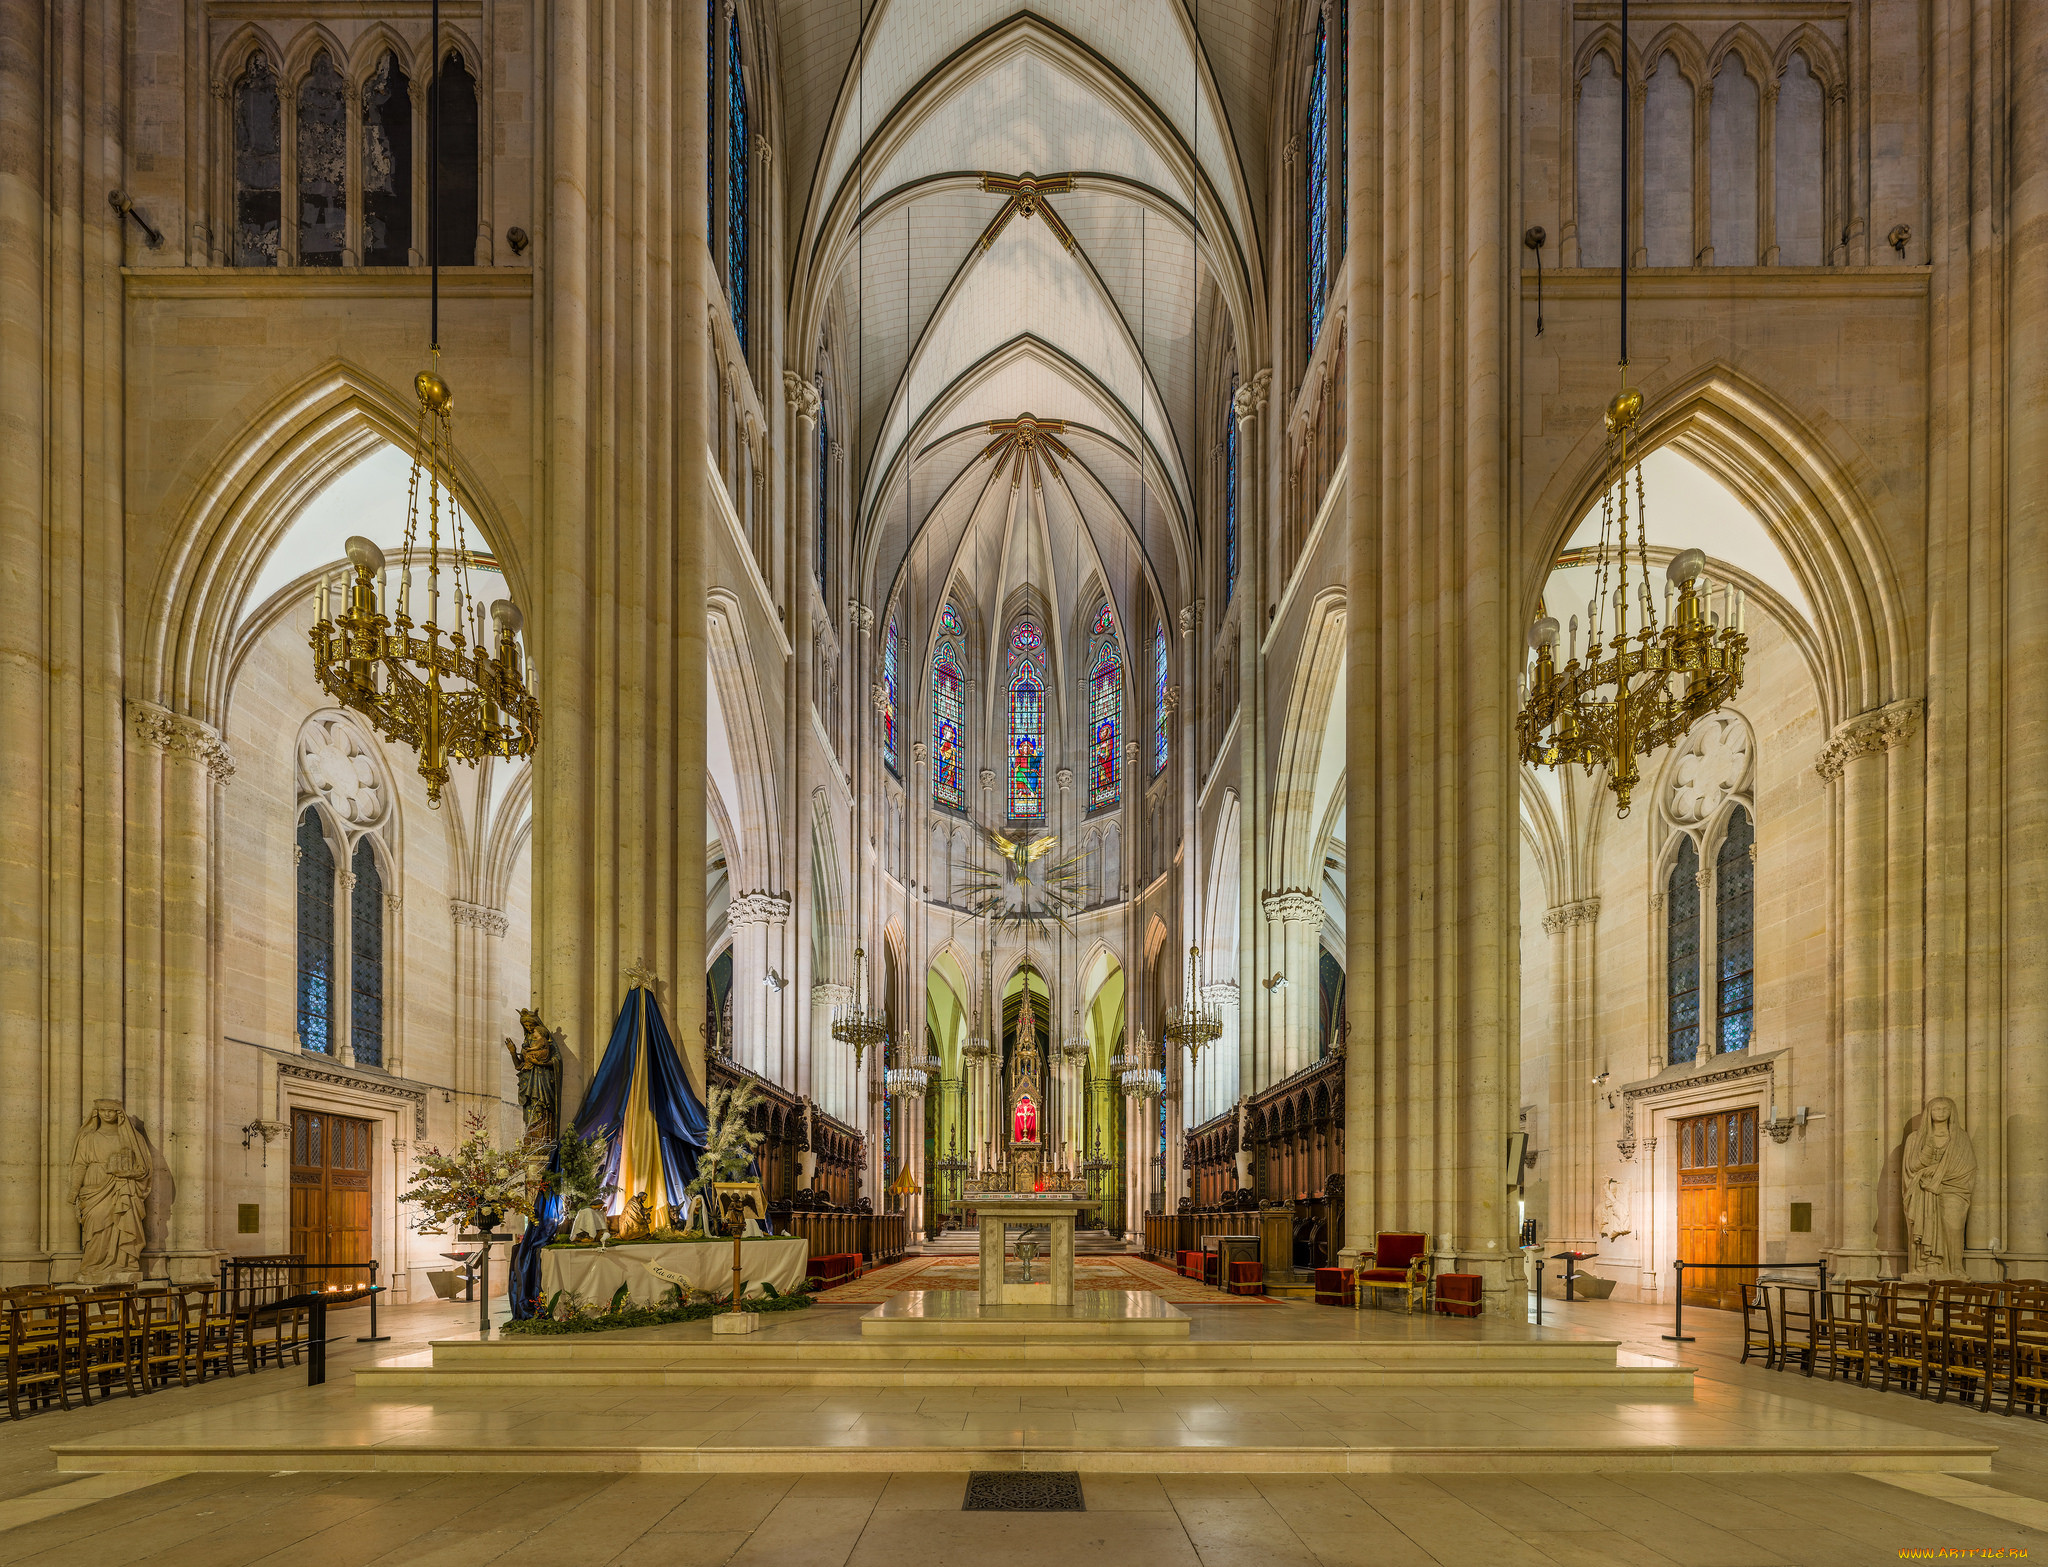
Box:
2 1296 2046 1565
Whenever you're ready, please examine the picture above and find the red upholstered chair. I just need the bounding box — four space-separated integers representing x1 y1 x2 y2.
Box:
1434 1273 1483 1318
1228 1260 1266 1297
1203 1251 1222 1287
1355 1232 1432 1313
1314 1267 1355 1307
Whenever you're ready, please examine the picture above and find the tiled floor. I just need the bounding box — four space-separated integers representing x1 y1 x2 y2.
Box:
4 1291 2048 1563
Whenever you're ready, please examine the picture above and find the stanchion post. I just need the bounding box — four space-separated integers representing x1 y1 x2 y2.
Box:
307 1294 328 1386
1534 1260 1544 1326
1662 1260 1694 1343
357 1261 390 1343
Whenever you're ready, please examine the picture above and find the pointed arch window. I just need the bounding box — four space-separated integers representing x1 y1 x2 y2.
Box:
726 12 750 355
1152 623 1170 776
231 52 281 266
350 840 385 1068
296 51 346 266
296 810 336 1054
1306 10 1331 346
882 611 900 776
932 604 965 810
1666 838 1702 1065
1715 808 1755 1052
1088 604 1122 811
432 50 480 267
816 390 830 593
361 51 413 266
1008 617 1046 821
1223 375 1240 605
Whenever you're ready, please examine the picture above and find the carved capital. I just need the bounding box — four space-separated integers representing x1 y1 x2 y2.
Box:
384 893 403 914
1179 602 1200 635
1815 698 1924 781
979 768 997 792
849 600 874 635
130 700 236 782
1232 369 1272 426
911 740 928 766
1162 684 1180 716
752 131 772 167
1541 896 1602 934
812 982 853 1007
1198 981 1240 1010
1260 889 1323 924
728 891 793 928
1055 767 1074 792
782 370 820 422
449 898 509 936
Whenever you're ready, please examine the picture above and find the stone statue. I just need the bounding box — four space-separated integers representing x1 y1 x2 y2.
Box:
1598 1175 1632 1241
70 1100 152 1284
1902 1096 1975 1279
502 1007 560 1143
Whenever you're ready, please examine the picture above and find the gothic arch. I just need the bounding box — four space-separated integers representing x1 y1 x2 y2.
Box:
1269 587 1347 890
708 588 784 894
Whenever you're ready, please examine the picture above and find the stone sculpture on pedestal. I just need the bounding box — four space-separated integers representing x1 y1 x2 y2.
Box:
503 1007 560 1144
70 1100 153 1284
1902 1096 1975 1280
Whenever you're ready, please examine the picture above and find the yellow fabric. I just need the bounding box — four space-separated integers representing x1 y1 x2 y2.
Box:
614 994 670 1219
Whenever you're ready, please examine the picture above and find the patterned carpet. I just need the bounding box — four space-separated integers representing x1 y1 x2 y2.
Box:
811 1251 1276 1305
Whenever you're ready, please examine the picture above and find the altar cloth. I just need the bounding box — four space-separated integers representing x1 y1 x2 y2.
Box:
539 1237 809 1306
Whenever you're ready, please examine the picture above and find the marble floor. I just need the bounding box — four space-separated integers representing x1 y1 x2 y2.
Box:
4 1293 2048 1564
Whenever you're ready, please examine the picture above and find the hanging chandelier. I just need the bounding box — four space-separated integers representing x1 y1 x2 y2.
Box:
883 1036 929 1099
1514 0 1743 819
308 1 536 805
1160 944 1223 1066
1119 1027 1163 1100
831 945 891 1068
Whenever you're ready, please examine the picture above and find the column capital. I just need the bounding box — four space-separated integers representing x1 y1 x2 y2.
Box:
1260 889 1322 924
1232 369 1272 426
1541 896 1602 934
849 599 874 635
782 370 820 422
449 898 509 936
1198 981 1240 1010
728 891 793 928
129 699 236 782
1815 697 1923 781
812 982 853 1007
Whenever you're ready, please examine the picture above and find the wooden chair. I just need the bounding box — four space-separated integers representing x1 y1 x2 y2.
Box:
137 1287 189 1390
1825 1279 1884 1387
1775 1283 1823 1376
1354 1232 1432 1313
1933 1283 1999 1409
1877 1282 1937 1397
182 1288 237 1383
4 1296 73 1420
1739 1282 1777 1368
238 1292 310 1373
1993 1289 2048 1418
73 1290 141 1403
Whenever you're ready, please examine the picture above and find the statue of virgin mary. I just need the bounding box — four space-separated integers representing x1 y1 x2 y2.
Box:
1902 1096 1976 1280
70 1100 153 1284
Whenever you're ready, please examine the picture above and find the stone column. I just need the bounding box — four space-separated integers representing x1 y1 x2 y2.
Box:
2004 0 2048 1280
450 899 510 1108
1542 897 1601 1251
535 0 711 1105
728 893 791 1077
1343 0 1518 1309
1233 372 1272 1102
1261 890 1322 1079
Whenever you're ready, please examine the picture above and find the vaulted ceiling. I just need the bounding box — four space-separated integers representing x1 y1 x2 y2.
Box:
779 1 1278 644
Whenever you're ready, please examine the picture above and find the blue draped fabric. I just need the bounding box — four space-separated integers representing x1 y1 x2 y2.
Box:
508 987 708 1317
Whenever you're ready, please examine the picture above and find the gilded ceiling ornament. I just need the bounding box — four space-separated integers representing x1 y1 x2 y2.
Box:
977 171 1077 251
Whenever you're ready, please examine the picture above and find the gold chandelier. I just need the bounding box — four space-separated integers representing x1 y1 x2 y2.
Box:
832 945 891 1069
1161 944 1222 1066
308 1 536 804
1516 0 1743 818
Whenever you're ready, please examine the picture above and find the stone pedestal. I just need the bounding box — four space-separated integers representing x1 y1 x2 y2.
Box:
973 1196 1092 1306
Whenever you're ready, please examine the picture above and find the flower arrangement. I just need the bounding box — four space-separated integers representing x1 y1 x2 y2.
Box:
684 1079 766 1207
548 1125 618 1214
398 1111 541 1233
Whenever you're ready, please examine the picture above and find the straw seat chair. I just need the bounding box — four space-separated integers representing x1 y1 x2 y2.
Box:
1739 1282 1777 1368
74 1290 141 1402
4 1294 73 1420
1877 1281 1937 1397
1824 1279 1885 1387
1932 1283 1999 1409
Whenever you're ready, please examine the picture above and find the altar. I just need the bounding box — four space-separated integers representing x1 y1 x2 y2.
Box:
539 1237 808 1308
974 1195 1094 1305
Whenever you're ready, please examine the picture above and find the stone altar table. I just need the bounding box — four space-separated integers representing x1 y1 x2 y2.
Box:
974 1196 1094 1305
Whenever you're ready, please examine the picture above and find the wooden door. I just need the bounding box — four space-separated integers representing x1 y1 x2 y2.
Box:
1677 1108 1759 1310
290 1108 375 1285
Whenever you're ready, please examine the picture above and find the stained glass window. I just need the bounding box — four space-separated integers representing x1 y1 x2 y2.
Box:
1306 11 1330 346
1666 837 1701 1065
882 612 900 775
231 52 281 266
1152 623 1170 775
1716 808 1755 1052
1008 617 1046 820
726 13 749 356
932 637 964 811
295 810 335 1055
432 52 479 267
1319 948 1345 1057
361 52 411 267
350 840 384 1068
1223 375 1239 604
1337 0 1348 263
296 52 346 266
1088 604 1121 811
816 392 829 593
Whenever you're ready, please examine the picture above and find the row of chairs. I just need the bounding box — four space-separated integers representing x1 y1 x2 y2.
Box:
3 1282 314 1421
1740 1277 2048 1415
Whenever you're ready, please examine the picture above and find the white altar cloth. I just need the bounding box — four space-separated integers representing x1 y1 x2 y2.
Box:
539 1238 809 1307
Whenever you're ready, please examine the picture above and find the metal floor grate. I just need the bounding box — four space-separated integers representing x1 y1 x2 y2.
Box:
962 1471 1086 1511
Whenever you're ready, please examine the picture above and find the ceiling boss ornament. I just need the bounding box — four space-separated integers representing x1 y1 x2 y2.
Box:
307 0 536 805
1516 0 1742 819
977 171 1077 251
982 413 1073 490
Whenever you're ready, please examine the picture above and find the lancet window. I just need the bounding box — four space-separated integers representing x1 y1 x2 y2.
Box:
726 13 750 355
296 810 336 1054
1153 623 1170 776
1087 603 1122 812
350 840 385 1067
1305 10 1330 345
295 716 395 1067
882 612 900 776
817 392 830 594
296 52 346 265
1223 374 1240 605
932 604 966 810
361 52 413 266
1666 838 1702 1065
1008 617 1047 822
1715 808 1755 1052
